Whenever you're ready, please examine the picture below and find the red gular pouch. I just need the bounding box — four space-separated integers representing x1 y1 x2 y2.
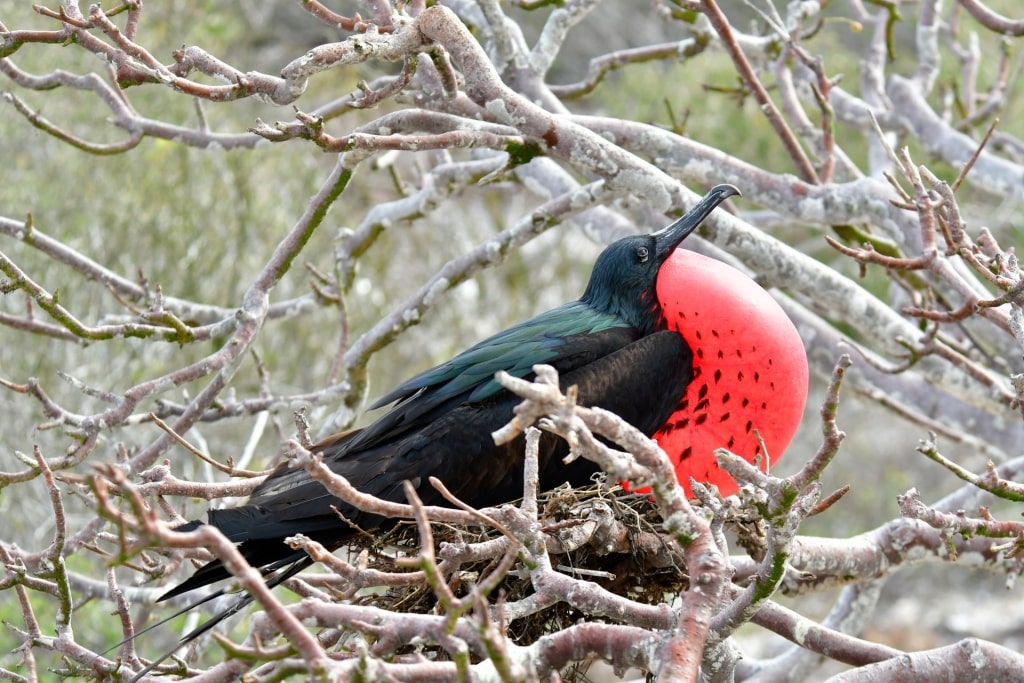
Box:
639 248 809 498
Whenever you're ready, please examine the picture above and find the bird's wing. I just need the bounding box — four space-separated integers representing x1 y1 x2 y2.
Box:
346 301 637 452
236 328 693 523
158 330 694 600
203 303 636 537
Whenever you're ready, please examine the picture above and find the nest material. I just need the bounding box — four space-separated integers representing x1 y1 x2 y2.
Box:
345 482 693 648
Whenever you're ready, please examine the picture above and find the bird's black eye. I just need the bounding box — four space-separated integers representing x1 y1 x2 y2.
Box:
636 246 649 263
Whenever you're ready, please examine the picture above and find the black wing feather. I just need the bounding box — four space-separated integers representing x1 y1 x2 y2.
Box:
163 330 692 599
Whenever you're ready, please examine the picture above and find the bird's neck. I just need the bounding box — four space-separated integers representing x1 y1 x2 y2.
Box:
581 287 666 336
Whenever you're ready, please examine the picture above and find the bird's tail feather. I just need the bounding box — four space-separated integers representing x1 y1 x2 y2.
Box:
104 552 312 681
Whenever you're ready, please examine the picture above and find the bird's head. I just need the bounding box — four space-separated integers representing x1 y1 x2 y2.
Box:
581 184 740 334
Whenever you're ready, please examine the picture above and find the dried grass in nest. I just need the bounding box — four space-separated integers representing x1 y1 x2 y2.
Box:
345 482 692 649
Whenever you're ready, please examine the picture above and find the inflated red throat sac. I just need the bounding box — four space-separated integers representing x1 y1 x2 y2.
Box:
653 249 809 497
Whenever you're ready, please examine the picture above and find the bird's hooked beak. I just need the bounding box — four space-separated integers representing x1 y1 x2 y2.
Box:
653 184 740 262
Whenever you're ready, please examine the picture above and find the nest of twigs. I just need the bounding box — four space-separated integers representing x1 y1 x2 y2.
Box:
344 481 695 649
